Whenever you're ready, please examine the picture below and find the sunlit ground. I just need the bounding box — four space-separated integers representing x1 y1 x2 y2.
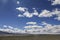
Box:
0 35 60 40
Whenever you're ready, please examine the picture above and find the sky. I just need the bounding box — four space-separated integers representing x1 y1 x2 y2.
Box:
0 0 60 34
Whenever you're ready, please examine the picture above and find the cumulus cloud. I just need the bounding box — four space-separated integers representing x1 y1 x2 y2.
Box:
38 10 53 17
16 7 39 18
17 1 20 4
0 25 26 33
16 7 60 20
54 17 60 21
53 9 60 20
48 0 60 5
8 26 14 29
1 23 60 34
24 25 42 29
16 7 27 12
24 22 60 34
18 14 24 17
23 11 33 18
3 25 7 28
23 8 39 18
26 22 37 25
32 8 39 16
38 8 60 21
50 9 60 20
38 9 59 17
24 25 43 34
18 11 33 18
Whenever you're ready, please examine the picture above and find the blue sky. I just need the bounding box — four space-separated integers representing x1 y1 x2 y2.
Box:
0 0 60 34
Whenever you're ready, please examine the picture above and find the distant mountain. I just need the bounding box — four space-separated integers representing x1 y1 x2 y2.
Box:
0 31 10 34
0 31 30 36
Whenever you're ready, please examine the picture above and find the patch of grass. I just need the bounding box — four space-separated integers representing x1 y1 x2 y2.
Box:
0 35 60 40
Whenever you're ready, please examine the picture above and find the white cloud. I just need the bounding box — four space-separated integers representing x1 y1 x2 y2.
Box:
8 26 14 29
38 10 53 17
24 25 43 34
17 8 60 19
53 9 60 20
17 7 39 18
0 28 13 33
16 7 27 12
18 14 24 17
38 8 60 21
26 22 37 25
16 7 60 21
40 22 60 33
1 23 60 34
3 25 7 28
23 11 33 18
51 9 60 20
32 8 39 16
24 25 42 29
12 28 26 33
23 8 39 18
49 0 60 5
3 25 13 29
17 11 33 18
17 1 20 4
0 25 26 33
54 17 60 21
24 22 60 34
42 22 54 31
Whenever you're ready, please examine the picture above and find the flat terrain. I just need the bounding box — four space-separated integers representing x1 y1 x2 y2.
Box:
0 35 60 40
